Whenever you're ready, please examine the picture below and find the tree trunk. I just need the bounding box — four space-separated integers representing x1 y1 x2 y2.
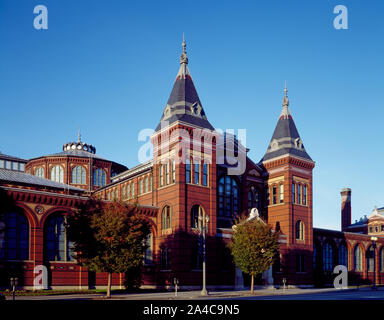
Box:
251 273 254 294
107 272 112 298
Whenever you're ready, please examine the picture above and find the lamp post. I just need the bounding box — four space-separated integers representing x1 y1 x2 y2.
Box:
371 236 378 290
198 211 209 296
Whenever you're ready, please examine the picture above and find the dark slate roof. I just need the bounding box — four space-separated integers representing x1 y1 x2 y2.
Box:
0 152 28 163
155 56 214 132
262 103 312 162
0 168 83 191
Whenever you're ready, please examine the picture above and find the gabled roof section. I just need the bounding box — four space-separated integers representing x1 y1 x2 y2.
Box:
155 37 214 132
262 83 312 162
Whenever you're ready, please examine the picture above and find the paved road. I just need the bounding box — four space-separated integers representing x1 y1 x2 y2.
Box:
5 287 384 300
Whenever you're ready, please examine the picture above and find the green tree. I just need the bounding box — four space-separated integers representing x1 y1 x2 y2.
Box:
66 198 151 298
229 217 280 294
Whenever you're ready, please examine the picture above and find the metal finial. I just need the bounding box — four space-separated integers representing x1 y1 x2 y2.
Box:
180 33 188 65
78 128 81 143
282 80 289 107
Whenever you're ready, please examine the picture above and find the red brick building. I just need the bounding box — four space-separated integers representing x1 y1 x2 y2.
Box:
0 40 383 290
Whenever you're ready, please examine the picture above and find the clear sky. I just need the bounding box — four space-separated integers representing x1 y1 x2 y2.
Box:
0 0 383 231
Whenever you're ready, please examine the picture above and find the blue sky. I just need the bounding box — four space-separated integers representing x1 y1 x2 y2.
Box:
0 0 383 230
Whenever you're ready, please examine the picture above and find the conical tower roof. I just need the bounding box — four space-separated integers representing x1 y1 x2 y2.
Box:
155 36 214 132
262 83 312 162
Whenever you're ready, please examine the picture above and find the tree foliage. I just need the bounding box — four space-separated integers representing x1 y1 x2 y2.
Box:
66 198 151 296
229 217 280 292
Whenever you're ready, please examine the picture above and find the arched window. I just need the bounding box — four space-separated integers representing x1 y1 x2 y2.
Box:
131 182 135 198
93 168 106 187
380 247 384 272
367 246 375 272
35 167 45 178
295 220 304 240
185 158 191 183
171 160 176 183
354 245 363 271
339 243 348 268
191 205 204 229
72 166 86 184
0 211 29 260
51 165 64 183
44 213 74 262
218 176 239 218
144 232 153 264
165 162 169 185
323 241 334 272
248 190 253 209
162 206 171 230
139 179 143 194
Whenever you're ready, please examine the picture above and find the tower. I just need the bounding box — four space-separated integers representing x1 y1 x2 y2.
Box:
341 188 352 232
261 83 315 285
150 37 218 286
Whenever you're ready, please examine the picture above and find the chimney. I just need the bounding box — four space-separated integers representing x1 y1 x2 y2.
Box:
341 188 351 232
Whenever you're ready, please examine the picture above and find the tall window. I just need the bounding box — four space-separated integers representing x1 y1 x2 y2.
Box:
202 163 208 186
127 184 130 200
171 160 176 183
131 182 135 198
248 191 253 210
292 183 296 204
295 220 304 240
165 163 169 185
265 186 270 206
145 177 148 193
297 184 301 205
45 213 74 262
380 248 384 272
191 205 204 229
122 185 126 199
303 185 307 205
279 184 284 203
160 248 170 270
218 176 239 219
354 245 363 271
0 211 29 260
323 242 334 272
339 243 348 268
144 233 153 264
51 165 64 183
35 167 45 178
185 158 191 183
194 162 200 184
72 166 86 185
272 186 277 205
367 246 375 272
93 168 106 187
139 179 143 195
150 175 153 191
162 206 171 230
296 254 305 272
159 165 164 187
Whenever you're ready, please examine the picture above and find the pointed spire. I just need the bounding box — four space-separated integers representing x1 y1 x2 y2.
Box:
280 81 291 119
180 33 188 65
77 127 81 143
